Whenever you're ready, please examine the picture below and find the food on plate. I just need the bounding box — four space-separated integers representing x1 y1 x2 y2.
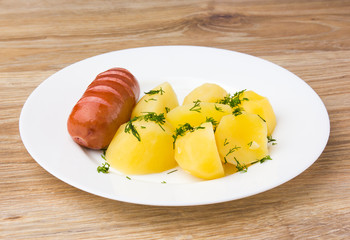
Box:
131 82 178 118
166 102 231 130
67 67 140 149
174 122 225 180
240 90 276 136
105 116 176 174
215 112 268 167
93 79 276 180
182 83 228 105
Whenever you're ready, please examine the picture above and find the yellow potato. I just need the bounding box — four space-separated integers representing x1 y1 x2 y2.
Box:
131 82 179 118
166 102 231 129
215 113 268 167
241 91 276 136
106 120 176 174
174 122 224 180
183 83 227 105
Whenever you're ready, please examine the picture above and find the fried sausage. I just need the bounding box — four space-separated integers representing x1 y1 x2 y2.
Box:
67 68 140 149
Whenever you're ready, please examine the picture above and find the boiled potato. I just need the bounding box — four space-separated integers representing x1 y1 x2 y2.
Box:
131 82 179 118
106 120 176 174
166 102 231 129
183 83 227 105
241 91 276 136
174 122 224 180
215 113 268 167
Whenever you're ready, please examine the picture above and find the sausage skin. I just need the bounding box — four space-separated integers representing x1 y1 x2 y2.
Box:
67 68 140 149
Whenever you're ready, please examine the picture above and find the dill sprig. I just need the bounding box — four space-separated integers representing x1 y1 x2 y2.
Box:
172 123 205 148
258 114 266 122
167 169 178 174
125 112 166 141
189 100 201 113
251 155 272 165
144 87 165 95
223 145 241 164
217 90 248 108
144 98 157 103
232 107 244 116
224 138 229 146
205 117 218 130
215 104 223 112
125 117 141 141
234 157 248 172
267 136 277 145
97 162 110 173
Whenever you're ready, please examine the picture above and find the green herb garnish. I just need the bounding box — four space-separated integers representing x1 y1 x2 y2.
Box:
189 100 201 113
172 123 205 148
144 98 157 103
205 117 218 130
215 104 223 112
97 162 110 173
251 155 272 165
223 145 241 164
161 181 166 184
125 112 166 141
165 107 170 113
125 117 141 141
234 157 248 172
232 107 244 116
217 90 248 108
247 141 253 147
144 87 165 95
224 138 229 146
126 176 131 180
167 169 178 174
258 114 266 122
267 136 277 145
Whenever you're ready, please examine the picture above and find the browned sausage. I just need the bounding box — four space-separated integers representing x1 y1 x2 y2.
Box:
67 68 140 149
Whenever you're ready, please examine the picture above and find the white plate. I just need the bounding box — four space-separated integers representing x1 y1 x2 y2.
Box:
19 46 330 206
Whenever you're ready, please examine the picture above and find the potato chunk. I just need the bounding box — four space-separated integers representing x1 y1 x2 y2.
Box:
166 102 231 130
215 113 268 166
183 83 227 105
174 122 224 180
241 91 276 136
131 82 179 118
106 120 176 174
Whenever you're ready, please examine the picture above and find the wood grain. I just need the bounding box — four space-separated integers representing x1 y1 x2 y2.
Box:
1 0 350 239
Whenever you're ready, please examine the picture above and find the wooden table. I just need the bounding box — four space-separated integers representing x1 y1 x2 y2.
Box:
1 0 349 239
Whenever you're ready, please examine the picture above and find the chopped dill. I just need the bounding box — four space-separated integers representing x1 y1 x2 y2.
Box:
172 123 204 148
258 114 266 122
215 104 223 112
224 138 229 146
125 112 166 141
217 90 248 108
189 100 201 113
167 169 178 174
144 98 157 103
144 87 165 95
234 157 248 172
251 155 272 165
97 162 110 173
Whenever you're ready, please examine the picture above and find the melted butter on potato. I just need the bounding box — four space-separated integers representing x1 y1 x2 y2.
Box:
105 120 176 175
